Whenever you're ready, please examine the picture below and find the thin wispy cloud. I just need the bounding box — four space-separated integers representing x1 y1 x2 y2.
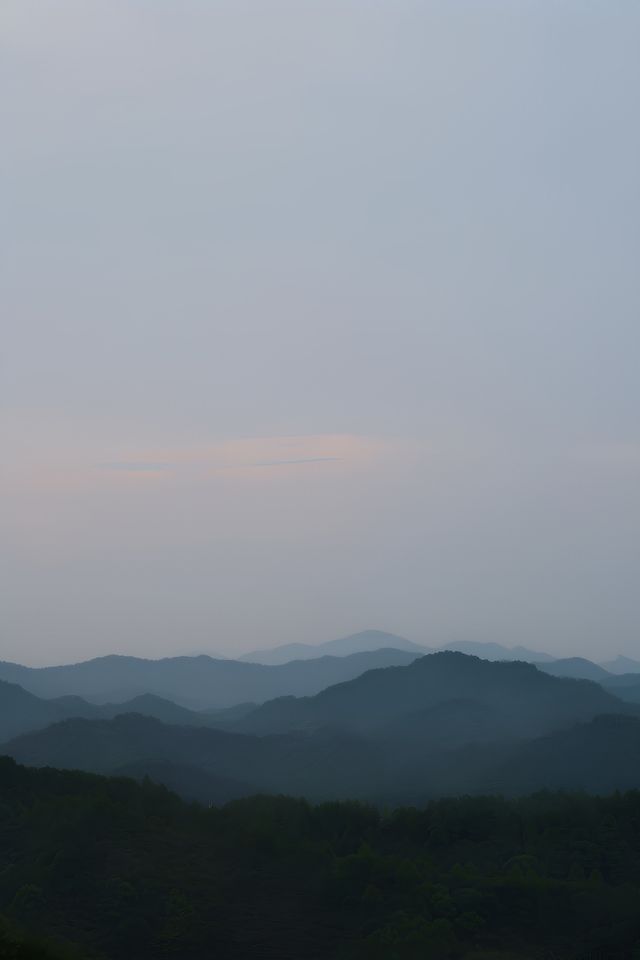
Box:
97 462 174 472
3 0 639 664
249 457 343 468
89 435 384 480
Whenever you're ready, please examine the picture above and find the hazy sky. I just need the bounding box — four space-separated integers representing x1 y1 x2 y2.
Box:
2 1 639 666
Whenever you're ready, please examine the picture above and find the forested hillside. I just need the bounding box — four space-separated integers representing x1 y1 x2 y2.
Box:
237 652 629 737
2 758 640 959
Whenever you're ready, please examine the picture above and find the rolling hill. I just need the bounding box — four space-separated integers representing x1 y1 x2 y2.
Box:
0 679 247 743
487 714 640 795
5 653 637 805
2 713 385 801
239 629 429 664
0 646 420 709
4 757 640 960
0 680 91 743
438 640 556 662
601 655 640 674
535 657 612 682
236 651 628 739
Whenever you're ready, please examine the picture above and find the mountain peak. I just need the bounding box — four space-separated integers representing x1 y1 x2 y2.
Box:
239 630 430 665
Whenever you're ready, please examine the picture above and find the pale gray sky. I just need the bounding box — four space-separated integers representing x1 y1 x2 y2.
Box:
2 1 639 665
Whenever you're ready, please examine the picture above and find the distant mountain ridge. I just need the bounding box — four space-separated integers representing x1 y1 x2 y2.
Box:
601 655 640 674
4 652 639 804
0 646 420 709
0 678 255 744
2 713 384 800
239 630 430 664
438 640 556 662
236 651 628 739
535 657 612 682
240 631 559 665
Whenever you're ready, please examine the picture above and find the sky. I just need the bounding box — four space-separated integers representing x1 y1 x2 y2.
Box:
2 0 639 666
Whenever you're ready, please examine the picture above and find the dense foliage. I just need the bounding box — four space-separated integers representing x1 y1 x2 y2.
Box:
2 757 640 959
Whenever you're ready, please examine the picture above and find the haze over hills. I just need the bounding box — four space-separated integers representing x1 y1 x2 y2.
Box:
531 662 640 703
600 677 640 704
241 631 562 665
602 655 640 674
7 645 640 759
4 652 638 805
0 679 255 744
236 652 627 738
535 657 613 682
0 646 419 709
2 713 384 801
437 640 556 662
487 714 640 795
239 629 430 664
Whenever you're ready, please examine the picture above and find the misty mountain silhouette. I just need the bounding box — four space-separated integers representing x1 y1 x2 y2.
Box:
236 651 627 738
602 679 640 704
4 653 638 804
0 679 81 743
535 657 612 682
437 641 555 662
241 633 558 665
601 655 640 674
0 647 419 709
239 629 429 664
486 714 640 794
2 713 385 800
0 678 251 743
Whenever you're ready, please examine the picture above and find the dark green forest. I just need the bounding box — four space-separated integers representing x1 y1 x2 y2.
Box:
2 757 640 960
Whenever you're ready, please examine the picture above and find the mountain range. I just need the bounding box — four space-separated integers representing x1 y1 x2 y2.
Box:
0 679 258 744
0 645 420 709
4 652 639 805
437 640 556 662
239 629 429 663
240 631 557 665
601 655 640 674
234 651 627 737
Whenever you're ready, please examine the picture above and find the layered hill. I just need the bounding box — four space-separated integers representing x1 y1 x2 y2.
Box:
487 714 640 795
438 641 555 662
4 653 637 804
2 713 384 800
241 633 557 666
236 651 629 739
0 678 251 743
601 655 640 674
0 679 81 743
239 629 429 664
0 647 420 709
536 657 612 682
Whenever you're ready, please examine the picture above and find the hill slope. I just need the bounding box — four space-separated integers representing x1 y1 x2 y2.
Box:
239 629 429 664
2 713 385 800
0 680 97 743
0 680 257 743
488 714 640 795
5 653 637 805
5 757 640 958
0 647 420 709
536 657 612 682
601 655 640 674
438 640 556 662
237 651 628 739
